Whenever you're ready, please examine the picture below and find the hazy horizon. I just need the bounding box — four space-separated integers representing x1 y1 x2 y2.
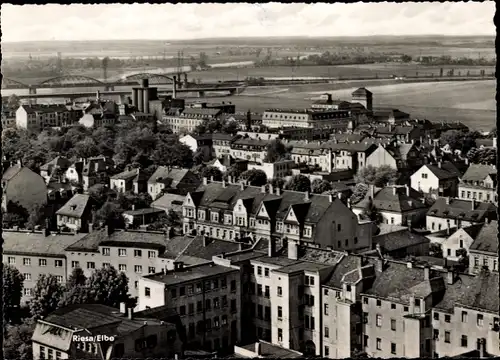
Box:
2 2 495 42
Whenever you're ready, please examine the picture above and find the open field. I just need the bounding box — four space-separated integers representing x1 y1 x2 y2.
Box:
202 80 495 131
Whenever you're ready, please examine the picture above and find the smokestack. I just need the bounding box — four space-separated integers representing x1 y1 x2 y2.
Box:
143 88 150 114
369 184 375 199
246 110 252 131
329 194 334 203
128 308 133 320
438 161 442 169
347 198 351 209
407 219 412 230
120 302 127 314
137 88 144 112
255 342 261 355
17 159 23 168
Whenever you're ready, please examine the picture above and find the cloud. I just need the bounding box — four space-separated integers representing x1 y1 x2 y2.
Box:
1 2 495 42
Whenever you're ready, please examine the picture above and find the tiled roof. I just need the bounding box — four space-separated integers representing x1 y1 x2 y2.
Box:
373 229 430 253
286 139 377 153
3 231 86 257
56 194 91 218
40 156 72 172
148 167 190 186
461 164 497 182
469 220 498 254
211 133 237 141
232 138 270 147
274 260 332 274
144 262 238 286
329 133 365 143
110 168 141 180
2 164 23 181
435 271 499 314
182 108 221 117
151 193 186 212
424 161 462 180
375 126 413 135
427 198 497 222
238 341 303 358
323 255 363 289
353 186 427 212
20 104 69 114
179 236 243 260
122 207 164 216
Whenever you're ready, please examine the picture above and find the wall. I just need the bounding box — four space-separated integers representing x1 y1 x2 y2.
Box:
366 146 397 169
410 166 440 193
4 167 47 214
426 216 477 233
469 252 498 274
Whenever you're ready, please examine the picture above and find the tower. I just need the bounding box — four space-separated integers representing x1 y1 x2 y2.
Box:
351 87 373 112
102 57 109 83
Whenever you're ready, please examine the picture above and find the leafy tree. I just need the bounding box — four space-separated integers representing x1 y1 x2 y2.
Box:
467 147 496 165
350 183 369 204
88 184 116 208
361 196 380 222
85 266 130 308
241 169 268 186
225 165 242 181
456 248 469 272
201 166 223 181
354 165 398 187
4 201 30 228
74 137 100 159
440 130 477 154
269 177 285 189
7 94 21 109
25 204 47 230
93 202 125 229
263 139 291 163
487 127 496 139
311 179 332 194
3 265 24 317
222 120 239 135
3 320 35 360
285 174 311 192
193 148 205 165
151 140 193 168
429 243 443 258
30 274 64 321
67 267 87 288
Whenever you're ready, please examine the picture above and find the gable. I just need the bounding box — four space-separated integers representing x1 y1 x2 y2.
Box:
233 199 247 213
285 207 298 222
413 165 438 181
257 203 269 218
183 193 195 207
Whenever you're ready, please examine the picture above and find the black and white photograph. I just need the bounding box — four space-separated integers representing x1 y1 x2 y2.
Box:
1 2 497 359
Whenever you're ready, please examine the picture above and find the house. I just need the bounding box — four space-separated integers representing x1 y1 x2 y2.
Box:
16 104 81 131
64 160 84 185
110 167 147 194
426 197 497 232
82 156 114 191
79 100 118 128
410 161 462 197
371 228 430 259
209 154 248 174
151 193 186 218
458 164 497 205
2 230 86 304
351 185 428 226
212 133 238 158
147 167 201 200
180 134 213 161
247 160 295 180
56 194 93 233
468 220 498 274
230 138 270 163
123 207 165 228
40 156 72 183
437 223 484 261
371 108 410 124
31 303 183 360
374 125 421 143
365 144 398 169
182 179 373 252
2 161 48 214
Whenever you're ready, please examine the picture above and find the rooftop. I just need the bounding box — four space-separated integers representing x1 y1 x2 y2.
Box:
373 229 430 253
236 341 303 358
427 197 497 222
3 231 86 257
56 194 91 218
144 262 238 286
469 220 498 254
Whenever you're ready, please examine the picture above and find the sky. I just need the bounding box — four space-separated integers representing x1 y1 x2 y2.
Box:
1 2 495 42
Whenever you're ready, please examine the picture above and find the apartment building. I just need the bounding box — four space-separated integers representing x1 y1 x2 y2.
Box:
426 197 497 233
468 220 498 274
16 104 81 131
247 160 295 180
2 230 86 304
262 108 351 129
32 303 183 360
137 260 242 352
230 138 269 163
458 164 497 205
182 179 373 252
162 108 222 133
147 166 201 200
212 133 237 158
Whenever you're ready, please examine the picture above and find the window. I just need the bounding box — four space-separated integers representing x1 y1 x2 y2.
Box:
222 295 228 307
23 273 31 281
231 299 237 313
257 284 263 296
461 311 468 323
119 264 127 271
477 314 484 326
376 314 382 327
324 289 329 296
40 346 46 359
145 287 151 297
53 259 63 268
56 276 63 283
277 306 283 319
23 258 31 266
205 298 212 311
325 346 330 356
364 335 369 347
230 280 236 292
277 286 283 296
214 316 220 328
461 335 468 347
422 173 428 179
337 224 341 232
103 263 110 268
39 259 47 267
391 343 396 355
363 297 368 304
445 331 451 343
196 282 202 293
87 262 95 269
71 261 79 268
179 305 186 316
24 288 32 296
376 338 382 350
391 303 396 309
148 266 155 274
8 257 15 264
325 326 330 338
171 288 177 299
197 301 203 313
118 249 127 256
434 312 439 320
278 328 283 342
264 267 269 277
415 298 421 307
363 312 368 324
376 299 381 307
434 329 440 340
222 315 228 326
56 351 61 360
134 265 142 273
134 249 142 257
257 266 262 275
134 281 138 289
187 285 194 295
148 250 156 258
102 247 110 256
324 303 329 315
264 285 270 298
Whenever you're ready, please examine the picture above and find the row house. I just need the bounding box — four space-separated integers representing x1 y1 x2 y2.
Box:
230 138 269 163
182 179 373 252
468 220 498 274
212 133 238 158
162 108 222 133
458 164 497 205
137 260 242 353
16 104 81 131
262 108 352 129
426 197 497 233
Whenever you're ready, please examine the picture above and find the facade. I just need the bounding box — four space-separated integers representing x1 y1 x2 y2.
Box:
458 164 497 205
182 179 373 252
212 133 237 158
426 197 497 233
180 134 213 161
351 88 373 112
365 144 398 169
56 194 92 233
468 220 498 274
147 166 201 200
163 108 221 133
123 207 165 227
2 162 48 213
32 304 183 360
230 138 269 163
16 104 81 131
262 109 351 129
247 160 295 180
110 168 146 194
410 162 462 197
137 260 242 352
311 94 351 111
40 156 72 183
2 230 86 304
438 224 484 261
82 156 114 191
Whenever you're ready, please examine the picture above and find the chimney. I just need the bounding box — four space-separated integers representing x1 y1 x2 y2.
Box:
304 191 310 201
471 199 475 210
128 308 133 320
255 342 261 356
375 258 384 272
261 185 266 193
120 302 127 314
445 197 450 205
479 338 485 359
269 184 274 194
424 266 430 281
89 223 93 233
105 223 114 237
222 179 227 188
131 204 135 211
288 239 298 260
276 187 281 196
405 184 409 196
393 187 397 196
238 242 244 251
203 236 209 247
347 198 351 209
369 184 375 199
446 270 454 285
210 176 214 182
446 221 451 235
202 177 208 185
438 161 442 169
407 261 413 268
329 194 334 203
268 238 276 257
240 181 245 190
407 219 412 230
17 159 23 167
174 261 184 271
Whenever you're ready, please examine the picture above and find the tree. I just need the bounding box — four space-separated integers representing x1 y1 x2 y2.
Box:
456 248 469 272
241 169 268 186
221 120 239 135
193 148 205 165
3 265 24 318
67 267 87 288
93 202 125 229
285 174 311 192
225 165 242 181
30 274 64 320
269 177 285 189
429 243 443 258
263 139 291 163
350 183 369 204
85 266 130 308
3 320 35 360
361 196 380 222
88 184 115 208
467 147 496 165
311 179 332 194
354 165 398 187
440 130 477 154
25 204 47 230
201 166 223 181
7 94 21 109
74 137 100 159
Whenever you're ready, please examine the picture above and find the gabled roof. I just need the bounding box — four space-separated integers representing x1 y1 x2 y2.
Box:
2 164 23 181
427 198 497 222
461 164 497 182
423 161 462 180
110 167 142 181
353 186 427 213
352 87 372 96
56 194 91 218
148 167 190 186
40 156 72 172
3 231 86 257
469 220 498 254
373 229 430 253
